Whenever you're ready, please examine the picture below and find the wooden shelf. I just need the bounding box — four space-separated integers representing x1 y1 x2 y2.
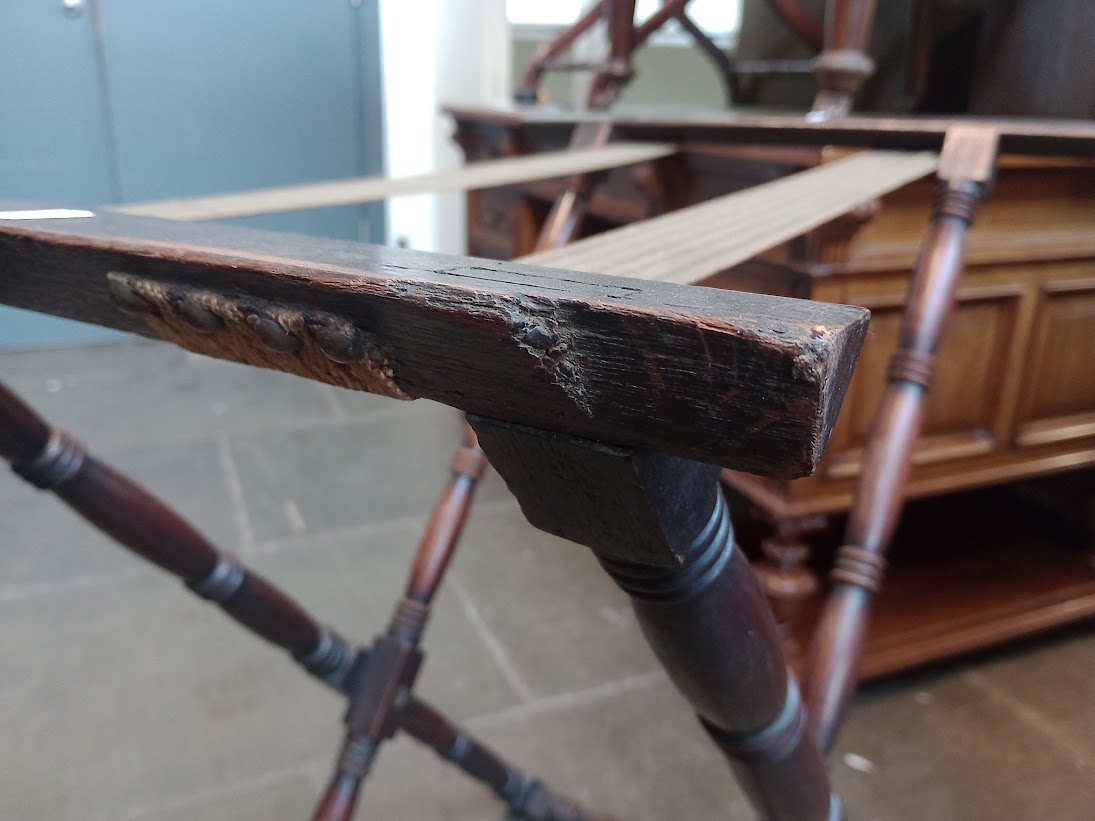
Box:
733 477 1095 680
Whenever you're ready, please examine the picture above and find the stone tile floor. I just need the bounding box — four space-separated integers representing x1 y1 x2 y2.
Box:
1 339 1092 820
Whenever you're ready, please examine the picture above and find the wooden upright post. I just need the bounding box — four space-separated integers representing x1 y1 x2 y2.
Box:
802 126 1000 752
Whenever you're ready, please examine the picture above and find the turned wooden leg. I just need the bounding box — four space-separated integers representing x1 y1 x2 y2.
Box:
0 380 357 686
312 425 603 821
533 122 615 252
811 0 879 116
312 426 485 820
472 416 838 821
753 514 828 647
402 699 596 821
802 126 999 752
587 0 638 108
515 1 605 103
533 1 637 254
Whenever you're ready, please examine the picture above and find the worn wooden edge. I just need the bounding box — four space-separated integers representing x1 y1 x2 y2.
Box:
0 208 869 477
443 105 1095 156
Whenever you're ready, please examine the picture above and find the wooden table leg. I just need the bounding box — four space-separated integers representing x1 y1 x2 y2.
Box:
471 416 838 821
801 126 1000 752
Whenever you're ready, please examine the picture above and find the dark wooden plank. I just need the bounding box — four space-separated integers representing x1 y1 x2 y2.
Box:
0 207 868 477
443 104 1095 156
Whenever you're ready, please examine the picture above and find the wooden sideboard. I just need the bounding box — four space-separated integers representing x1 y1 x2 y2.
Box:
450 109 1095 677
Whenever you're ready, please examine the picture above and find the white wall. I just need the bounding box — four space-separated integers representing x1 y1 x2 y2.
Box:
379 0 511 254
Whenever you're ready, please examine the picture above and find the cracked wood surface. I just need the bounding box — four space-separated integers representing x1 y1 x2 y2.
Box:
0 208 868 477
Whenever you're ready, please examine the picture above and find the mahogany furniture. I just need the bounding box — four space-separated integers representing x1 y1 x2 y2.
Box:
513 0 876 114
447 105 1095 690
0 206 868 819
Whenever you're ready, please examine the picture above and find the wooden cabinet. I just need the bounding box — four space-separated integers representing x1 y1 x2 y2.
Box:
721 161 1095 520
450 110 1095 676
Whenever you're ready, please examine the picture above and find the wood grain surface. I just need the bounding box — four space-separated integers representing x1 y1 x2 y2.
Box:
0 207 868 476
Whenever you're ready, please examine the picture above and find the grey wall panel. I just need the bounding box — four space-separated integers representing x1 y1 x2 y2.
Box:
0 1 116 204
0 1 124 348
101 0 382 241
2 1 386 348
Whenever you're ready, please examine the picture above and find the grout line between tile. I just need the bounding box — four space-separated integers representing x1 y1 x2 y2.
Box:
216 431 255 555
66 403 438 457
0 566 146 606
248 496 519 559
963 670 1095 773
64 670 667 821
448 570 539 705
465 669 669 730
0 496 521 604
73 759 325 821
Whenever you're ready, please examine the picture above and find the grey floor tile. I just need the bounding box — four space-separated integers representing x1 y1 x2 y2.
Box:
321 382 413 419
0 340 338 450
960 624 1095 758
229 402 505 544
245 524 527 721
125 769 319 821
833 665 1095 820
0 437 240 592
357 678 751 821
0 521 520 821
449 501 661 697
0 572 341 820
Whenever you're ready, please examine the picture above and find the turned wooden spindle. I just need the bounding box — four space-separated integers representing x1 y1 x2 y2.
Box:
533 124 616 252
472 417 839 821
0 380 355 685
533 0 638 253
313 425 601 821
802 127 1000 752
312 425 485 821
515 0 606 103
1 200 868 816
587 0 638 108
811 0 879 116
0 384 592 819
753 513 829 647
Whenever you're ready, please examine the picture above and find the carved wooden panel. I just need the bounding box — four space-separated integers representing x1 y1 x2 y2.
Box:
823 287 1021 478
1014 278 1095 447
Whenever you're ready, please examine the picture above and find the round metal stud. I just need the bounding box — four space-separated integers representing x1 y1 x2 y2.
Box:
169 292 225 333
106 274 155 314
247 314 302 353
314 323 367 364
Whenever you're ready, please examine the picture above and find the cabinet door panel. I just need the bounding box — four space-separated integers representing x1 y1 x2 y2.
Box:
1014 279 1095 447
824 289 1020 478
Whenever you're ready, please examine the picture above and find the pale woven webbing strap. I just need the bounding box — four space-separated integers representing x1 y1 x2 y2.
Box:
521 150 939 283
111 142 676 222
